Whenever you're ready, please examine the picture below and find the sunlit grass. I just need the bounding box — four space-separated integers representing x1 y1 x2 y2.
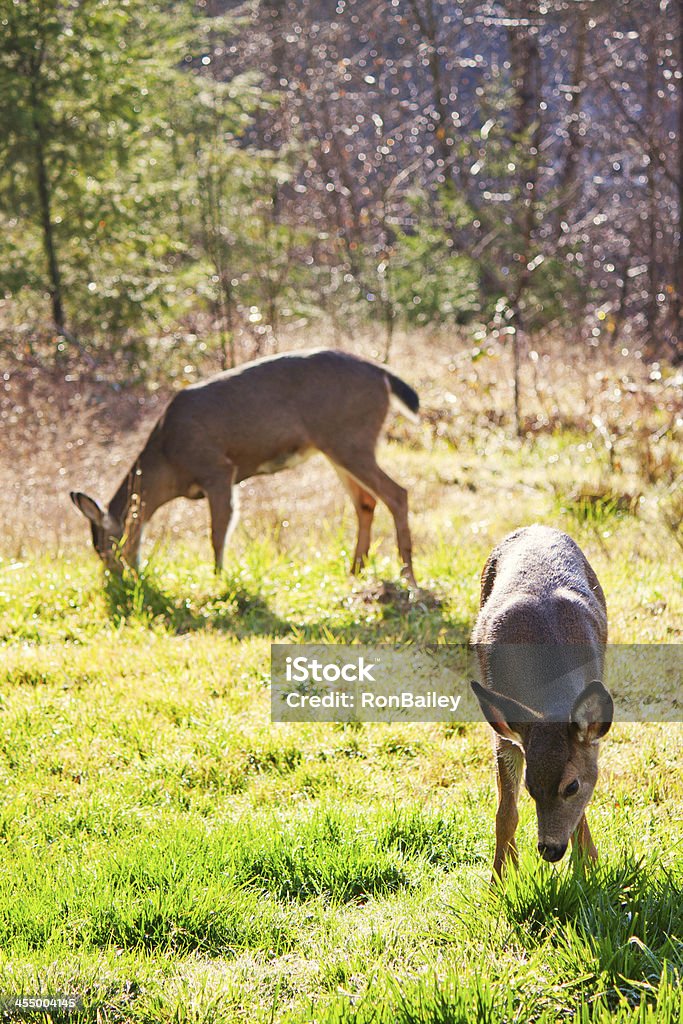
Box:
0 423 680 1022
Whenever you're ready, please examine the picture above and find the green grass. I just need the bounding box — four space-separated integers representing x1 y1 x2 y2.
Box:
0 427 681 1022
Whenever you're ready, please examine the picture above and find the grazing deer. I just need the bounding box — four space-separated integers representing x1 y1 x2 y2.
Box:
70 349 419 584
471 525 613 877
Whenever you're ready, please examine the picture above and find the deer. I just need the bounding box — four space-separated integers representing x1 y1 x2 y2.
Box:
70 348 419 585
470 525 613 878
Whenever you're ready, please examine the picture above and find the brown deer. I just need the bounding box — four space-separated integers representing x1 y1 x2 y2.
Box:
471 525 613 877
70 349 419 584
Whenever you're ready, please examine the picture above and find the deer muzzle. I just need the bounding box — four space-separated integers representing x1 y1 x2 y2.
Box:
537 841 568 863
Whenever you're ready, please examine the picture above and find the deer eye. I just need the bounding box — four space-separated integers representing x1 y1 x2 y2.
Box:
563 780 580 798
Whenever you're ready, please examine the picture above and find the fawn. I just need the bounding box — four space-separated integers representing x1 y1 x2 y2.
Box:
471 525 613 877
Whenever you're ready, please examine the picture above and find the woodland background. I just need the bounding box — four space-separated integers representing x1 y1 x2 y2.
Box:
1 0 682 380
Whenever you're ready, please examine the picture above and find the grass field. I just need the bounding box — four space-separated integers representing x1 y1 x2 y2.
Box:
0 337 681 1022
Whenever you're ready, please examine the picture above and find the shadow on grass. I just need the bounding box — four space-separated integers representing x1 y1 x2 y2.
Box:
104 570 469 644
104 571 292 639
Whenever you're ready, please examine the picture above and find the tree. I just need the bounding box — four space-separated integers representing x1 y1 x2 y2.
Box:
0 0 193 340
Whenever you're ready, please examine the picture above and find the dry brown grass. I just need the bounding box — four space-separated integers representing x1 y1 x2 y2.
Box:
0 327 680 559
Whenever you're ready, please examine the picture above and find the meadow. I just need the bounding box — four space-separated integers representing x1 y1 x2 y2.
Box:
0 334 681 1022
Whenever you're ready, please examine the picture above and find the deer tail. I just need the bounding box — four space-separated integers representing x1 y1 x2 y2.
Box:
384 371 419 422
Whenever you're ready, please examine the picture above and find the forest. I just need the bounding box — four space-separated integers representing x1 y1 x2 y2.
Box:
1 0 682 373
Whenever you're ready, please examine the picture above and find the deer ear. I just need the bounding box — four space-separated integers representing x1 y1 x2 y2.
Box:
470 679 530 747
570 680 613 744
70 491 105 527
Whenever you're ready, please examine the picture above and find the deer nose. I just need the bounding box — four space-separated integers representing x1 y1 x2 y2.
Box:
538 842 567 863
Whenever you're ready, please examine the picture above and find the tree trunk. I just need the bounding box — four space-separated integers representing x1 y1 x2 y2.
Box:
554 8 586 235
507 0 542 437
512 323 522 437
507 0 541 141
408 0 452 173
676 0 683 359
30 78 65 333
645 26 658 349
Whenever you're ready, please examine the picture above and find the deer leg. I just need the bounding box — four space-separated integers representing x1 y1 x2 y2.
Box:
571 813 599 862
330 453 416 586
493 737 523 879
334 467 377 573
121 518 143 570
201 464 237 573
